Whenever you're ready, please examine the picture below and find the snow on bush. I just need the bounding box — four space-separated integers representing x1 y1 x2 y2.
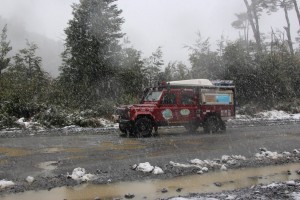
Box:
221 155 231 162
133 162 164 174
152 166 164 175
136 162 154 173
170 154 247 174
291 192 300 200
255 148 289 160
190 159 220 168
261 182 283 189
254 148 300 160
293 149 300 154
255 110 293 119
231 155 246 160
286 180 296 186
232 109 300 123
26 176 34 183
0 179 14 189
68 167 96 182
16 118 43 130
170 161 198 168
190 159 205 166
170 197 219 200
220 164 227 171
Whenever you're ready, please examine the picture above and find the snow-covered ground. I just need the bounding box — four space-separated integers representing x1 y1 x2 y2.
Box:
67 167 97 182
234 110 300 121
0 180 14 189
5 109 300 132
132 162 164 174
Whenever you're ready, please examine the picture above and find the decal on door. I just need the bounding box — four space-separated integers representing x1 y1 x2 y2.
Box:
180 109 190 116
162 109 173 120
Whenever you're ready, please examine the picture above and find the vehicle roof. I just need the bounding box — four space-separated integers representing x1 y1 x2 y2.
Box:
167 79 213 87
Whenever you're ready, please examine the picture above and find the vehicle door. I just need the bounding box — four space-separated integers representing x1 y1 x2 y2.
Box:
158 91 180 123
177 90 197 122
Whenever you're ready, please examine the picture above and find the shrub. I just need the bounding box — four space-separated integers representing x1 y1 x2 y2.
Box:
34 106 69 128
0 114 18 129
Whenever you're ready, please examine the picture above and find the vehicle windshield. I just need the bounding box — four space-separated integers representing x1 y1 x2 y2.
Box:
144 91 162 101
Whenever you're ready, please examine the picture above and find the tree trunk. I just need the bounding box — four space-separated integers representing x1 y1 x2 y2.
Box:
292 0 300 28
283 2 294 55
244 0 262 52
251 0 262 48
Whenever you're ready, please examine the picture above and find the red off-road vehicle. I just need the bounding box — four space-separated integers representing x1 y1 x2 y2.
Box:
113 79 235 137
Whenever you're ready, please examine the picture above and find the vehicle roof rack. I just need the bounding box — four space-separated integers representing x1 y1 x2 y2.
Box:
167 79 213 87
160 79 234 89
211 80 234 87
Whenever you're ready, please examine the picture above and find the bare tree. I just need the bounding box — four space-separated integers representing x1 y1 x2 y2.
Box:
264 0 294 54
244 0 263 52
292 0 300 28
281 0 294 54
231 12 250 52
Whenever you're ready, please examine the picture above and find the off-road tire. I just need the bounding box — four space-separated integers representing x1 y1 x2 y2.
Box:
203 116 219 133
219 120 226 132
119 124 134 137
134 117 153 137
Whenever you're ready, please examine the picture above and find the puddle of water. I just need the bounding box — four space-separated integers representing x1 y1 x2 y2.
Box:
41 147 62 153
98 140 145 150
0 159 8 165
0 147 31 157
41 147 83 154
2 163 300 200
37 161 58 171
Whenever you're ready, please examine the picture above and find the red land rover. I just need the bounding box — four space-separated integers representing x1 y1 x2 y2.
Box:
113 79 235 137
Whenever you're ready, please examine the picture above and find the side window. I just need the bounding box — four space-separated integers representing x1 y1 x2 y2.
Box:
161 93 177 105
181 93 195 105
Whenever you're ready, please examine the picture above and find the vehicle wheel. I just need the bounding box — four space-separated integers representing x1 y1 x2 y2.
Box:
134 117 153 137
219 120 226 132
184 123 199 132
203 116 219 133
119 124 134 137
119 124 127 136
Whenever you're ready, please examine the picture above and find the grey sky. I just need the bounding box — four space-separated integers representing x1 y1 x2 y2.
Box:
0 0 299 74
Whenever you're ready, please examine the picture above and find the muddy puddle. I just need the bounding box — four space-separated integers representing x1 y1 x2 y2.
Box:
0 147 31 157
2 163 300 200
37 161 59 171
98 140 146 150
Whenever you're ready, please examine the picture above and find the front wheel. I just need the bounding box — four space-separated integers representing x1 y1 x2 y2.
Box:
203 116 219 133
119 124 134 137
134 118 153 137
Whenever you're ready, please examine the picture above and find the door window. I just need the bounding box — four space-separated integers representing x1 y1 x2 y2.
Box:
161 93 177 105
181 93 195 105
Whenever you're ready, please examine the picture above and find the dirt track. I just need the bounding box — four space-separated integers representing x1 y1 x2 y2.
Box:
0 122 300 198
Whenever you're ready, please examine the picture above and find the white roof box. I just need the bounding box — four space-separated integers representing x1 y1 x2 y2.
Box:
167 79 213 87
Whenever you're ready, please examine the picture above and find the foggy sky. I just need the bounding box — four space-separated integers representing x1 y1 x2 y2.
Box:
0 0 298 76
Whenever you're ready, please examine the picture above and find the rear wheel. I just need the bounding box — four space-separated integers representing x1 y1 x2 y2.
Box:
184 123 199 132
219 120 226 132
203 116 219 133
134 117 153 137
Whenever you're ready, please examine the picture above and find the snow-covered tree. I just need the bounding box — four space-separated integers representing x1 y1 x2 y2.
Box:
60 0 124 107
0 24 12 75
143 47 164 87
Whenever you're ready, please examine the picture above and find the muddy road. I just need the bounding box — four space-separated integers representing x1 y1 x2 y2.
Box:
0 123 300 198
